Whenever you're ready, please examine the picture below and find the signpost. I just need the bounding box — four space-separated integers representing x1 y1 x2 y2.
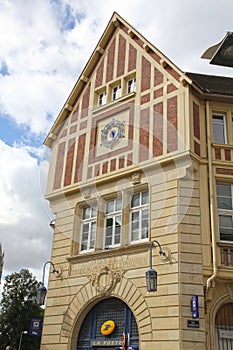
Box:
191 295 199 319
29 318 43 337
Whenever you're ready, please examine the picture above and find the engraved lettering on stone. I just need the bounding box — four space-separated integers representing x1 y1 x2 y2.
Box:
71 256 147 276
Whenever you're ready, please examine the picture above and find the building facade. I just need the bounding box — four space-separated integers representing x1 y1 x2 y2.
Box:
41 13 233 350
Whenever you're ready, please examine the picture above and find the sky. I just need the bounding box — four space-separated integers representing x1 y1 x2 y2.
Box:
0 0 233 295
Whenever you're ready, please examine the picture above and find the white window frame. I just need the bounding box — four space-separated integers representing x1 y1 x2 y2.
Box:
112 85 122 100
80 205 97 252
127 78 136 94
104 198 122 248
212 114 227 144
98 91 107 106
216 182 233 242
130 190 149 243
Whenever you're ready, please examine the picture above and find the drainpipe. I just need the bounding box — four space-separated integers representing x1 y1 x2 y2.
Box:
206 100 218 293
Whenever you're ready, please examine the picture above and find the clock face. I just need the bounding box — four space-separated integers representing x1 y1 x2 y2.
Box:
101 118 125 149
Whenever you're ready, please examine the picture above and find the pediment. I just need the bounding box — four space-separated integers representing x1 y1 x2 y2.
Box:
45 12 189 148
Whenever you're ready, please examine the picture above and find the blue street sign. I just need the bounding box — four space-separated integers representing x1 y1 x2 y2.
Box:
191 295 199 319
29 318 43 336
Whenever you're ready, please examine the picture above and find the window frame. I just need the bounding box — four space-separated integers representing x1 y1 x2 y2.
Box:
112 84 122 100
127 78 136 94
212 113 227 144
80 204 97 252
98 91 107 107
104 197 122 248
216 182 233 242
130 190 149 243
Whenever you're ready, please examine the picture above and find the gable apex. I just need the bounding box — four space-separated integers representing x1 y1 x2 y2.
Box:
44 12 186 147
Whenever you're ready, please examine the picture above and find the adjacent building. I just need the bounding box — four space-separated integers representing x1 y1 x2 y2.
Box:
41 13 233 350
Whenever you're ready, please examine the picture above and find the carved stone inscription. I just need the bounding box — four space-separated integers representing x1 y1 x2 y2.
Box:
70 255 147 277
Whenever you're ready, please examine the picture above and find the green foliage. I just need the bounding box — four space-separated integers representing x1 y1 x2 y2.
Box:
0 269 44 350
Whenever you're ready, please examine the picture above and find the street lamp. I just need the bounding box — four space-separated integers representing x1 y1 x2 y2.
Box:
145 240 164 292
36 261 59 306
18 330 28 350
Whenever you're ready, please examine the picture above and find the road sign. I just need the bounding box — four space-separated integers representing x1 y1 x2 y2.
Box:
29 318 43 336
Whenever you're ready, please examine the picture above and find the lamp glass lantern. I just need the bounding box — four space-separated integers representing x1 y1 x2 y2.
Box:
146 268 157 292
145 240 164 292
36 282 47 306
36 260 59 306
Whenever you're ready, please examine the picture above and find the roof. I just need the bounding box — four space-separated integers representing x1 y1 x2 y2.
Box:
186 72 233 96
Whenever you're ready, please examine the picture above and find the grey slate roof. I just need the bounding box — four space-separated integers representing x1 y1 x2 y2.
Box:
186 72 233 96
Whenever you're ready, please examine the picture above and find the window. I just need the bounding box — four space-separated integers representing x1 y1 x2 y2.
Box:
98 91 107 106
127 78 136 93
130 191 149 242
112 85 121 100
212 114 227 144
76 189 149 255
80 205 97 251
217 183 233 241
104 198 122 247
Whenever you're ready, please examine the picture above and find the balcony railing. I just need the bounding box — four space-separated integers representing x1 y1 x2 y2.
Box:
218 242 233 267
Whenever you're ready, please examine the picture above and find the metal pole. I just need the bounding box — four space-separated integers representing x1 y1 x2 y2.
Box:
18 331 27 350
149 240 164 269
41 261 58 285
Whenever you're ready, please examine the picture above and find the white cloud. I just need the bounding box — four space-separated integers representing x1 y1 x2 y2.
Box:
0 140 53 275
0 0 232 135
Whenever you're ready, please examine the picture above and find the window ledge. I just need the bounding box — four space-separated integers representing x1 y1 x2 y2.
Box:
212 143 233 149
67 241 149 264
93 92 136 114
217 241 233 247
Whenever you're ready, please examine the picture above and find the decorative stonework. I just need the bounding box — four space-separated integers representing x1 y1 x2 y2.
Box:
89 265 124 295
82 186 92 199
131 172 141 184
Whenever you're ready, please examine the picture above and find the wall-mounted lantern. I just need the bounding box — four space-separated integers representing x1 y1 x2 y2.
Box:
36 261 59 306
145 240 164 292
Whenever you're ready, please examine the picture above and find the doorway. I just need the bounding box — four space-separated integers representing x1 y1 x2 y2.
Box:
215 302 233 349
76 297 139 349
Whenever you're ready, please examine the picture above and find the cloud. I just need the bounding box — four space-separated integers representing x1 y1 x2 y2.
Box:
1 0 232 136
0 140 53 275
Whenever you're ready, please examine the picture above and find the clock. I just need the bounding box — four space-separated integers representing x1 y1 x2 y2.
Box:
101 118 125 149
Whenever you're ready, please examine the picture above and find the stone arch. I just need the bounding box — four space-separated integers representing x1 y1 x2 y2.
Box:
60 276 153 348
209 291 233 350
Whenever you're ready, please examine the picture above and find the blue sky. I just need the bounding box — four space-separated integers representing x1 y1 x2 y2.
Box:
0 0 232 294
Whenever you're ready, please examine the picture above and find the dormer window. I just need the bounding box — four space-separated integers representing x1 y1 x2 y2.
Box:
112 85 121 100
98 91 107 106
127 78 136 93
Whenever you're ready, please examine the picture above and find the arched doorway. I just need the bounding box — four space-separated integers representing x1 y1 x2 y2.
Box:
215 302 233 349
76 297 139 349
